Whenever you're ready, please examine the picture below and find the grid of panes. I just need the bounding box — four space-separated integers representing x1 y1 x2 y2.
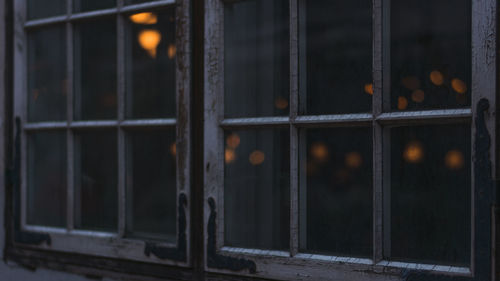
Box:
20 0 184 247
215 0 473 271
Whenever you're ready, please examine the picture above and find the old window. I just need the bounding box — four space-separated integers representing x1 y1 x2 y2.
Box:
13 0 191 265
204 0 496 280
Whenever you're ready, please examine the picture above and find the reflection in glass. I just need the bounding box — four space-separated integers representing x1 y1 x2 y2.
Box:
28 0 65 20
126 9 176 119
224 0 289 118
74 131 117 231
27 132 66 227
391 0 471 110
302 0 372 115
224 129 289 250
74 19 117 120
28 26 66 122
300 128 372 257
126 130 176 241
391 125 470 265
73 0 115 12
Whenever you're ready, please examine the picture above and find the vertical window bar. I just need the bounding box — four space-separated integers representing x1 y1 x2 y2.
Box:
66 0 75 231
289 0 299 256
117 0 126 238
372 0 384 263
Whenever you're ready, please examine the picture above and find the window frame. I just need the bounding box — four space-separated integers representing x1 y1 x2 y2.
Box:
11 0 192 267
203 0 497 280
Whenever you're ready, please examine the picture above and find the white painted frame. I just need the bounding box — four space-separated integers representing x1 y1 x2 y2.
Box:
203 0 497 280
13 0 192 266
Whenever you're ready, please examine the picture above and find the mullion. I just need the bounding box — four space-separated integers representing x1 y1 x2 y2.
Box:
117 0 126 238
66 0 75 231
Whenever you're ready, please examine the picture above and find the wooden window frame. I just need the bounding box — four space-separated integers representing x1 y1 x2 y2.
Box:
203 0 498 280
11 0 192 267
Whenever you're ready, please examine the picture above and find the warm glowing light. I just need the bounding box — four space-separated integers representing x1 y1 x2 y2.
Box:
168 44 176 59
225 148 236 164
345 152 362 169
138 29 161 58
451 78 467 94
364 83 373 95
401 76 420 90
430 70 444 86
170 142 176 156
275 96 289 110
310 143 329 163
445 150 464 170
411 89 425 103
403 141 424 163
397 96 408 110
249 150 265 165
226 134 240 149
129 12 158 25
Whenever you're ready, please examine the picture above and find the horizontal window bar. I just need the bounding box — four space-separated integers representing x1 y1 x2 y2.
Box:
376 261 471 276
71 120 119 129
23 224 67 234
120 118 176 128
294 253 373 265
25 15 67 28
220 246 290 258
25 0 176 28
220 116 290 128
293 113 373 126
376 108 471 124
120 0 176 13
24 122 67 131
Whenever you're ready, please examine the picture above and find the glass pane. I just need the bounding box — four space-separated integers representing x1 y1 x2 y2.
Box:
391 0 471 110
224 0 289 118
28 0 66 20
27 131 67 227
126 130 176 241
300 128 372 257
391 125 471 265
28 25 67 122
74 131 117 231
224 129 289 250
126 9 176 119
73 0 115 12
301 0 372 115
74 19 117 120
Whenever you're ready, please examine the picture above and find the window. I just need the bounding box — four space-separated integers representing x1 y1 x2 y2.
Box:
13 0 191 265
203 0 497 280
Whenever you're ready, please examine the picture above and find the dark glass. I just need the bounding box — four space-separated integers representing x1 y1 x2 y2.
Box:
302 0 372 115
224 0 289 118
224 129 289 250
391 0 471 110
127 0 159 4
74 131 117 231
28 26 67 122
126 130 176 240
300 128 372 257
74 19 117 120
73 0 115 12
27 132 67 227
391 125 471 265
126 10 176 119
28 0 66 19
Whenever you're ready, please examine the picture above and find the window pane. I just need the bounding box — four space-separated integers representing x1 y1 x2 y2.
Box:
391 0 471 111
300 128 372 257
74 19 117 120
301 0 372 115
74 131 117 231
126 130 176 241
28 0 66 20
224 0 289 118
224 129 289 250
27 131 67 227
73 0 115 12
390 125 471 265
28 25 67 122
126 10 176 119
